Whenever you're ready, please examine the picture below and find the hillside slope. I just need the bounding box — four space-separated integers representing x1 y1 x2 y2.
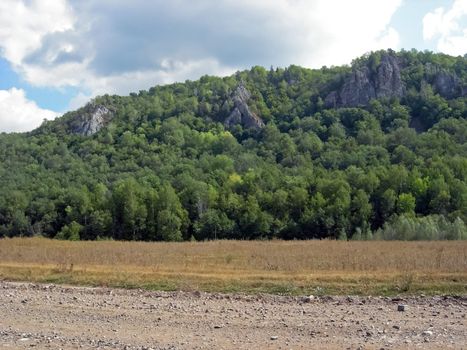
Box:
1 49 466 241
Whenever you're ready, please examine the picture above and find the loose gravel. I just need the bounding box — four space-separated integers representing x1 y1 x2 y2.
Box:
0 281 466 349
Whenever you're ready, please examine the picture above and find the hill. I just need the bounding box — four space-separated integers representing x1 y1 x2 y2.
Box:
1 49 466 241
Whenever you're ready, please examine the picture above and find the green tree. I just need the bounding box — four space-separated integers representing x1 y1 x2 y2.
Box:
396 193 416 216
156 183 188 240
194 209 235 240
56 221 82 241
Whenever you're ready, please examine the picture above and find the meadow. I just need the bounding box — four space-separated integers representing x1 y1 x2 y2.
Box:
0 238 466 295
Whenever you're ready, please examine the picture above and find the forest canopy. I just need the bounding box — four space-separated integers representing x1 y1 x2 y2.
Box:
1 49 466 241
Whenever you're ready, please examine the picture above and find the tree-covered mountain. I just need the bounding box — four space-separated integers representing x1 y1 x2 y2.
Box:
1 49 466 241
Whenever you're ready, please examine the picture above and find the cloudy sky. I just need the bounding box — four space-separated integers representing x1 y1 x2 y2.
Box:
0 0 466 132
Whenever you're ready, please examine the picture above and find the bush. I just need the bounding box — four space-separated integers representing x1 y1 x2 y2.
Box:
56 221 82 241
378 215 467 240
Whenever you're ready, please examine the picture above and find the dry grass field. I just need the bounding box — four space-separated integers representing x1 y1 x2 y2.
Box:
0 238 466 295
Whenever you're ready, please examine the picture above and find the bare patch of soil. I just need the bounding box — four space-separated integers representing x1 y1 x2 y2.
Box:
0 281 465 349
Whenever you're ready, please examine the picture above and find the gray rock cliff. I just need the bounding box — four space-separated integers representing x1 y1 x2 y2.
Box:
326 52 404 108
425 63 466 99
325 52 467 109
224 84 265 130
434 71 459 98
71 104 113 136
374 53 405 99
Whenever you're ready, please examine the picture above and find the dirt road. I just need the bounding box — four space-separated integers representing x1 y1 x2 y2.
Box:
0 281 465 349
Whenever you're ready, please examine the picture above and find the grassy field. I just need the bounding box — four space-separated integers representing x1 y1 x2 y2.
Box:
0 238 466 295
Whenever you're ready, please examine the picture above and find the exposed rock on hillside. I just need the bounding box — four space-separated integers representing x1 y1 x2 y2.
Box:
224 84 265 130
425 63 466 99
434 71 460 98
325 52 467 109
325 52 404 108
71 104 113 136
375 53 405 99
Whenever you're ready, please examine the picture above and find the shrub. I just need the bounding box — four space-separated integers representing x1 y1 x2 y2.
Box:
56 221 82 241
378 215 467 240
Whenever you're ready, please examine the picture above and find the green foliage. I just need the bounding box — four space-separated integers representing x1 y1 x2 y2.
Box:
397 193 416 216
194 209 235 240
56 221 82 241
0 50 466 241
377 215 467 240
157 210 182 241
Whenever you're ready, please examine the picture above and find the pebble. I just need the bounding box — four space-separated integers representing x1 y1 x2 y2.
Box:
397 304 408 312
302 295 315 303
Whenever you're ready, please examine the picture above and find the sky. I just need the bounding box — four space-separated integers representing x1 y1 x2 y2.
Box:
0 0 466 132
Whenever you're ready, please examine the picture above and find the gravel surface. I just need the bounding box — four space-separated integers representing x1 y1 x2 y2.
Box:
0 281 466 349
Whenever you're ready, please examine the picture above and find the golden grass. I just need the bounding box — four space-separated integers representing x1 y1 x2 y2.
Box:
0 238 466 295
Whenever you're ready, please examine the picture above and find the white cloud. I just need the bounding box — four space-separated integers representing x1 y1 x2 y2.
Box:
423 0 467 56
0 0 402 118
0 88 58 133
0 0 74 64
298 0 401 67
68 58 236 109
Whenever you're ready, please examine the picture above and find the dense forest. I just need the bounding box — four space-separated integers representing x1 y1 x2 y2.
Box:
1 49 466 241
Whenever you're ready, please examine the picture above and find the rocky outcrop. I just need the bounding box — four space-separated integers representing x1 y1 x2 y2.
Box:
337 66 375 107
224 84 265 130
434 71 460 98
325 52 467 109
71 104 113 136
375 53 405 99
424 63 466 99
325 52 404 108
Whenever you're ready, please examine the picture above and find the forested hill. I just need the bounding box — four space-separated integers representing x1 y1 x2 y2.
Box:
1 49 467 241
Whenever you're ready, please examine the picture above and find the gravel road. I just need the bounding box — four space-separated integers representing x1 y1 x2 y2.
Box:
0 281 465 349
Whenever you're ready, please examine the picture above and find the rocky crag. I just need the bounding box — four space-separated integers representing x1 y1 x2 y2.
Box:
71 103 114 136
224 84 265 130
325 51 466 108
326 52 405 108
